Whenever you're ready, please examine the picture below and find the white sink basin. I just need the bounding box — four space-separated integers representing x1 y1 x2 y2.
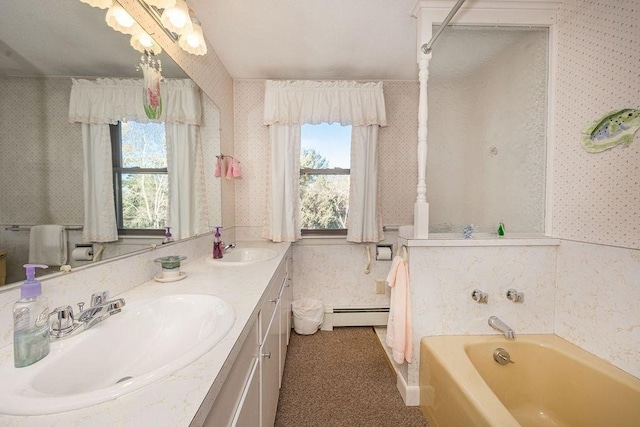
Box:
0 294 235 415
206 248 278 266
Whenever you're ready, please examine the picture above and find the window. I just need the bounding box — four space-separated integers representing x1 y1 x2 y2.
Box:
111 121 168 235
299 123 351 236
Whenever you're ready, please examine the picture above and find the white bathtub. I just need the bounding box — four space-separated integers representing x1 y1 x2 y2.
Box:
420 334 640 427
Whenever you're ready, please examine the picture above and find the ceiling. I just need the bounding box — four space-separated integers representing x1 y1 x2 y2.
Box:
0 1 535 83
189 0 420 81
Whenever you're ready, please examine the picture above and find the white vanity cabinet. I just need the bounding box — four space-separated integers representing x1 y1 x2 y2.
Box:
200 248 292 427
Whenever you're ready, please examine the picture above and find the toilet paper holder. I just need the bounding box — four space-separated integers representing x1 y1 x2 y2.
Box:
375 244 393 261
72 243 94 261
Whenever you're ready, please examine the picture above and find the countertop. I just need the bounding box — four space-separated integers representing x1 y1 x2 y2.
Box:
0 241 291 426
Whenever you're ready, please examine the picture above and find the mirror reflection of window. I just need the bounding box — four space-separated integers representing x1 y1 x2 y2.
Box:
428 25 549 234
111 122 168 234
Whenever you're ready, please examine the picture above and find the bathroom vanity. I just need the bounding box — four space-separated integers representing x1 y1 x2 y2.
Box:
0 241 292 426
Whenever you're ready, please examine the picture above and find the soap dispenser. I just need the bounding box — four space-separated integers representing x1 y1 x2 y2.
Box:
163 226 174 244
213 227 223 259
14 264 50 368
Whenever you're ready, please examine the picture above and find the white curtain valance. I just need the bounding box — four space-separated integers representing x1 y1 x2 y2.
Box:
69 78 202 125
263 80 387 127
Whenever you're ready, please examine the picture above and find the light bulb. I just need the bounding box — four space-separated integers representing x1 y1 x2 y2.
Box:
138 32 154 48
160 0 193 35
178 16 207 55
106 4 138 35
169 12 188 29
186 34 201 48
130 28 162 55
114 8 135 28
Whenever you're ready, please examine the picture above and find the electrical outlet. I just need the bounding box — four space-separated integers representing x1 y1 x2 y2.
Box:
375 280 386 294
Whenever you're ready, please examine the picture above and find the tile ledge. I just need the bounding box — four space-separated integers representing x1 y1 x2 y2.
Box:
399 234 560 247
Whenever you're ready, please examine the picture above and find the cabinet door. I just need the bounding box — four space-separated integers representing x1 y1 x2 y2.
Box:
232 359 260 427
261 298 281 427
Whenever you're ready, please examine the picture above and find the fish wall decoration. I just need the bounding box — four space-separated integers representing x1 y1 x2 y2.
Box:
581 109 640 153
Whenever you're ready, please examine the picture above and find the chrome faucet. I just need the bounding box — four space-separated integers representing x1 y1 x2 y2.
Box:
488 316 516 340
50 291 126 340
223 242 236 253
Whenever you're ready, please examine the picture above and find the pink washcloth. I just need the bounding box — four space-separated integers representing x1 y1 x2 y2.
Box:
232 159 242 178
385 255 413 364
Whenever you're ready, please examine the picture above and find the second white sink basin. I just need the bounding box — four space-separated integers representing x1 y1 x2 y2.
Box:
207 248 278 266
0 293 235 415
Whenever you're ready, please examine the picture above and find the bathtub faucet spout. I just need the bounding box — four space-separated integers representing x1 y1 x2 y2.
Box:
488 316 516 339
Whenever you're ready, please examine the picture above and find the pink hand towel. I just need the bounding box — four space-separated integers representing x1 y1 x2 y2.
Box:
225 158 234 180
385 255 413 364
232 159 242 178
214 157 222 178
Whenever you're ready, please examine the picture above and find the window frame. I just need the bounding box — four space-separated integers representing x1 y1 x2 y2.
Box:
110 122 167 236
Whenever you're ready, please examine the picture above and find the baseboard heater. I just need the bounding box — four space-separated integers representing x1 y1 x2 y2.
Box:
321 307 389 331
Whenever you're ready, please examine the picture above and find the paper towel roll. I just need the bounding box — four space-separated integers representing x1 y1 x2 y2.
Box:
376 246 392 261
72 247 93 261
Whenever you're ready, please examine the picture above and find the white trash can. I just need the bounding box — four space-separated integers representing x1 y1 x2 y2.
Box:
292 298 324 335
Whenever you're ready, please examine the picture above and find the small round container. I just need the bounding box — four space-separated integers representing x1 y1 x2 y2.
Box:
154 255 187 278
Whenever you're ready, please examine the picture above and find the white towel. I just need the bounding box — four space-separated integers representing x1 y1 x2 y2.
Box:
385 255 413 364
29 225 68 266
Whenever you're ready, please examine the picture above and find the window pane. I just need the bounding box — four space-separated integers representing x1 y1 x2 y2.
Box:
301 123 351 168
300 174 349 230
121 121 167 168
121 173 168 229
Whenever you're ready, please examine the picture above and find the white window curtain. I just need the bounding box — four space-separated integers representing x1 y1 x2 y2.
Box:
263 124 302 242
69 78 205 242
81 123 118 242
263 80 386 243
348 125 384 242
166 123 209 240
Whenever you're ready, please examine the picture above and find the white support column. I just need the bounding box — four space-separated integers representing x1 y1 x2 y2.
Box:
414 55 431 239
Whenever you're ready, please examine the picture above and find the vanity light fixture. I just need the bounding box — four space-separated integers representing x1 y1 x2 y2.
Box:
178 15 207 55
79 0 208 56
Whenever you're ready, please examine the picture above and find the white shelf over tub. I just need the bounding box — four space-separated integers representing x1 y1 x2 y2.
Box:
399 234 560 247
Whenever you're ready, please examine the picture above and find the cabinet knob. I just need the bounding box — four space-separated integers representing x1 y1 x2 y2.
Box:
261 351 271 359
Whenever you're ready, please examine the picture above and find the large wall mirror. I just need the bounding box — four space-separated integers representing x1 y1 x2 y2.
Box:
427 25 548 234
0 0 221 287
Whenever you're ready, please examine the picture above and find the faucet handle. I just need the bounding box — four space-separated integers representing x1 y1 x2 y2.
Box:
90 291 109 306
471 289 489 304
506 288 524 303
50 305 75 332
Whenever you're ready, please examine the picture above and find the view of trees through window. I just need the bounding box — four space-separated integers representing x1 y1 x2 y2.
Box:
117 121 168 230
300 124 351 230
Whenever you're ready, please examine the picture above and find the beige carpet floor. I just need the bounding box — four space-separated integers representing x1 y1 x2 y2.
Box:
275 327 429 427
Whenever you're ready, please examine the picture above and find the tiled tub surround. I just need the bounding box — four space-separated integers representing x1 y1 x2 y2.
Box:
400 236 560 398
0 234 290 425
555 240 640 379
